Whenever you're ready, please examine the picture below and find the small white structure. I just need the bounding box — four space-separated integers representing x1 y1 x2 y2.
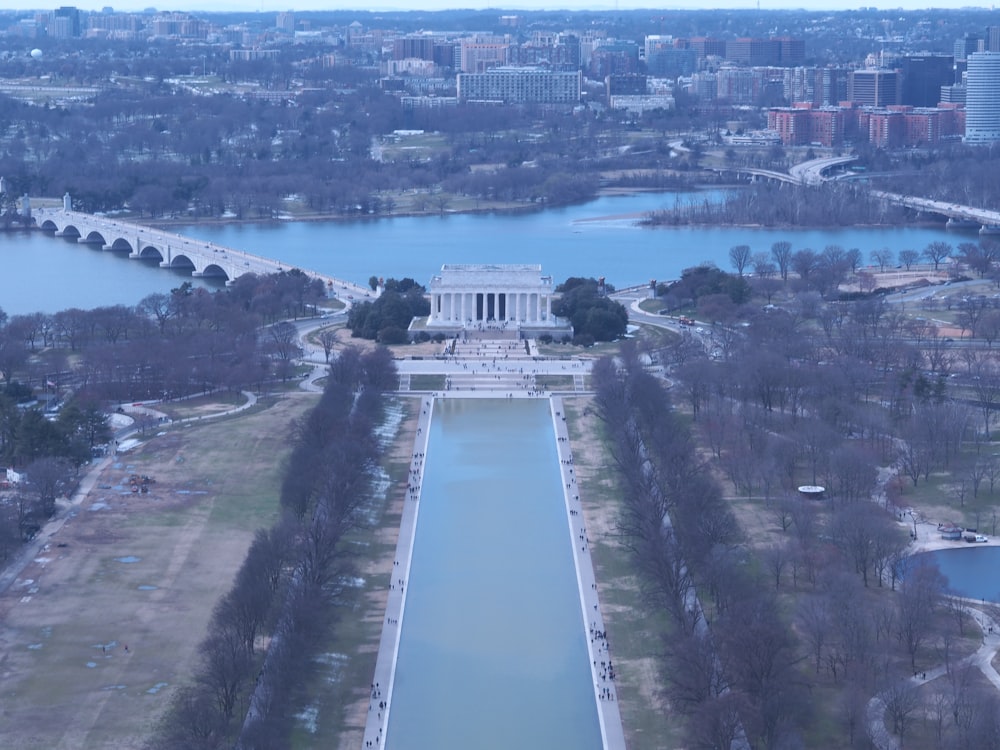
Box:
421 263 572 339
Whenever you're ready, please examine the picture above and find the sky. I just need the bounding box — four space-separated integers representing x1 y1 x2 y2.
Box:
17 0 998 13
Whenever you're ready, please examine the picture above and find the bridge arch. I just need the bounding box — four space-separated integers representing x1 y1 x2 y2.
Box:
57 223 82 239
164 253 195 271
82 230 106 245
137 245 164 262
199 263 230 280
107 238 134 253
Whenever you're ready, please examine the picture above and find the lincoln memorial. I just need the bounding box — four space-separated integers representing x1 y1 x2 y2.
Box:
417 264 573 339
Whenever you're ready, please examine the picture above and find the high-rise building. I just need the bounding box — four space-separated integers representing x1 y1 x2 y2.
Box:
459 40 510 73
988 26 1000 53
52 6 80 37
276 11 294 33
965 51 1000 143
395 36 436 61
815 66 849 106
588 41 639 78
899 55 953 107
848 69 901 107
954 34 983 61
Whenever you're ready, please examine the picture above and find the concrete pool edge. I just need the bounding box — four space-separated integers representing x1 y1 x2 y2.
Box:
364 394 626 750
364 394 434 749
550 395 627 750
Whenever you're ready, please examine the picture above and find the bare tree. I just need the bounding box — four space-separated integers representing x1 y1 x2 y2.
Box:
870 247 895 272
922 240 952 272
771 241 792 282
881 678 920 739
897 555 946 669
317 328 338 363
798 595 832 674
898 248 919 270
729 244 752 277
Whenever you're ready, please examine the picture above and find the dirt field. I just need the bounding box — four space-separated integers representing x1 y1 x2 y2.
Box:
0 391 319 750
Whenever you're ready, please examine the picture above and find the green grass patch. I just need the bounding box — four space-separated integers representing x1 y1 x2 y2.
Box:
637 298 664 314
535 374 574 390
409 374 445 391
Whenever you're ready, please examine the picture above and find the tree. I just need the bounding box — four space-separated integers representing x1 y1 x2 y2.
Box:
790 248 818 280
317 329 337 363
265 321 302 381
897 555 946 668
729 244 751 277
870 247 895 272
25 456 73 519
771 241 792 282
846 247 863 274
922 240 952 271
898 248 919 270
551 278 627 342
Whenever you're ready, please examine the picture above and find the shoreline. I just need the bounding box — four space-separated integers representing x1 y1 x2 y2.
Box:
6 183 956 234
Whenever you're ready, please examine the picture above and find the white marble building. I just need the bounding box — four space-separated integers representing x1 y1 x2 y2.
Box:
421 264 572 338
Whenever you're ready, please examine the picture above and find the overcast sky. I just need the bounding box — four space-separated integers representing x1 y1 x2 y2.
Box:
47 1 999 14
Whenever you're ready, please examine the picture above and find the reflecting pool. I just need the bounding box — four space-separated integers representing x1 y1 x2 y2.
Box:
386 398 601 750
925 547 1000 603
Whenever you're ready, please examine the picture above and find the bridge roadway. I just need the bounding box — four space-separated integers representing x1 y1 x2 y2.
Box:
720 155 1000 231
869 191 1000 230
31 207 370 299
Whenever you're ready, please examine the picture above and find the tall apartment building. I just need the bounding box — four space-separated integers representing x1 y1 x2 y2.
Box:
815 67 850 106
52 6 80 37
965 51 1000 143
457 67 582 104
459 39 510 73
588 41 640 78
395 36 436 61
275 11 294 33
768 105 844 147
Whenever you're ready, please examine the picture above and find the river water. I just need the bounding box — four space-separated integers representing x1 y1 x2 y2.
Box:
385 398 601 750
1 190 965 315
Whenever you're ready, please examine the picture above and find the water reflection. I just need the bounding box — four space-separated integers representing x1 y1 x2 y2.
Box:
386 399 601 750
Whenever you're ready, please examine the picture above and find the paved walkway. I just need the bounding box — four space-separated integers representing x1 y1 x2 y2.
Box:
551 395 628 749
362 394 628 749
867 603 1000 749
363 395 434 749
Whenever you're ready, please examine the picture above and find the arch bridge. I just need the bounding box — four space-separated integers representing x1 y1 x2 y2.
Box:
32 207 369 297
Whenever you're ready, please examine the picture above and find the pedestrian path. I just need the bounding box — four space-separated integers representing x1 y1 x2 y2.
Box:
867 602 1000 750
363 395 433 749
550 395 627 750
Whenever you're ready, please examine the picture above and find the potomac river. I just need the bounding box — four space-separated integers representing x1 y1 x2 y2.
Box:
1 190 966 315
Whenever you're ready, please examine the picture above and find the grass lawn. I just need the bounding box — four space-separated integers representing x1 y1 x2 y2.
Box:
563 396 686 749
0 391 318 750
408 374 445 391
288 397 416 749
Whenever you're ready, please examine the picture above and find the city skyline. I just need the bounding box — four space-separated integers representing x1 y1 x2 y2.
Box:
29 1 1000 14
